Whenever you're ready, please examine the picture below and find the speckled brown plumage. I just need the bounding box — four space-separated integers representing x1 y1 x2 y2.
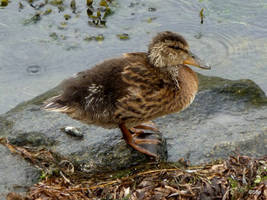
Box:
44 31 210 157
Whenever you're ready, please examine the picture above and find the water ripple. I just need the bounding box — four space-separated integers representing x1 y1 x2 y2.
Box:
205 0 267 31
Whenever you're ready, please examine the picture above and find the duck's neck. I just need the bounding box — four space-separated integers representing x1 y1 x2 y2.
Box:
166 66 180 89
151 63 181 90
147 47 181 89
148 44 171 69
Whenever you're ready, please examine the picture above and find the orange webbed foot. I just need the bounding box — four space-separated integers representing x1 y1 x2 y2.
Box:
119 123 161 158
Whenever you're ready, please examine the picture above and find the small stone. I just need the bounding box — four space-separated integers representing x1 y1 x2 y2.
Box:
61 126 84 138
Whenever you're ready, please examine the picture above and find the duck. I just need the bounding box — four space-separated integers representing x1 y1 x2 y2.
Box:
43 31 210 157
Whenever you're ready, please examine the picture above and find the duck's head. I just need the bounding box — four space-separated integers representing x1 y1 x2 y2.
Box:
148 31 211 70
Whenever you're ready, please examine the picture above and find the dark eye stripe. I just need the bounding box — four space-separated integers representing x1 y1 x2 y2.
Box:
169 46 188 53
170 46 181 50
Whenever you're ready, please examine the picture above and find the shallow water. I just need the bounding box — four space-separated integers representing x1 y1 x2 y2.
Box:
0 0 267 113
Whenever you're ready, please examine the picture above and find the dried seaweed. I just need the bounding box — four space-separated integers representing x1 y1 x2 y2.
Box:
1 137 266 200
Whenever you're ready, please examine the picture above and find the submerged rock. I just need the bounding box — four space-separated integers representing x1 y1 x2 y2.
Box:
0 74 266 177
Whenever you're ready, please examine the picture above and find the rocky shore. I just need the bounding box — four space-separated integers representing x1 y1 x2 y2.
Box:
1 73 267 199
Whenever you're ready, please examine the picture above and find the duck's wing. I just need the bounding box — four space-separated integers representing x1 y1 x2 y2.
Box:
43 57 132 124
113 57 177 125
123 52 148 59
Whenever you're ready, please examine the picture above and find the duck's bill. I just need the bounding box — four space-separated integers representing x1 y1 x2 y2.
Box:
183 52 211 70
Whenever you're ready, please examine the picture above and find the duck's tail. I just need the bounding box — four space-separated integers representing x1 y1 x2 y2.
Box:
43 95 72 113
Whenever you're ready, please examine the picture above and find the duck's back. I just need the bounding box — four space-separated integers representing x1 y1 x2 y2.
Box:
44 53 153 127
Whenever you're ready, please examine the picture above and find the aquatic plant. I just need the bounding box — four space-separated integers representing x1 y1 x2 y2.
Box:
117 33 129 40
0 0 8 7
87 0 114 28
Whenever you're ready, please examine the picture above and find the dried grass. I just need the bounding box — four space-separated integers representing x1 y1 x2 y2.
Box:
1 137 266 200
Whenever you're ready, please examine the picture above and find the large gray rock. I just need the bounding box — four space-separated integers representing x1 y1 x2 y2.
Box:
0 145 40 200
0 74 266 176
155 74 267 163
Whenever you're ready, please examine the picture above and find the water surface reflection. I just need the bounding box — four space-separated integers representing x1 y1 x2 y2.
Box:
0 0 267 113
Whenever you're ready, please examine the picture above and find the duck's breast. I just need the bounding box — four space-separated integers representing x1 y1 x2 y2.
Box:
171 65 199 113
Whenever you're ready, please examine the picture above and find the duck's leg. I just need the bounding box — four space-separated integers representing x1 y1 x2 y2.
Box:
119 123 160 157
134 125 158 131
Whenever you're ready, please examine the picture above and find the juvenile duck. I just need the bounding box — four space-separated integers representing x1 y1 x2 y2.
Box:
44 31 210 157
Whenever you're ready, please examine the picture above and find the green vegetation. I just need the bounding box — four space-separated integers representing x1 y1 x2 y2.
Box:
87 0 93 7
200 8 204 24
64 14 71 20
84 34 105 42
49 0 63 6
23 12 41 25
95 34 104 41
43 8 52 15
87 0 114 28
147 17 157 23
70 0 76 12
0 0 8 7
49 32 58 40
18 0 116 29
117 33 129 40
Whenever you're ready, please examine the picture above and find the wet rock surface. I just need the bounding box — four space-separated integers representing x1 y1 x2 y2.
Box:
155 74 267 163
0 74 267 198
0 145 40 200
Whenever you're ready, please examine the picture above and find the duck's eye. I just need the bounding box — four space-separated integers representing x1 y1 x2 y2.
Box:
169 46 182 50
170 46 189 54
